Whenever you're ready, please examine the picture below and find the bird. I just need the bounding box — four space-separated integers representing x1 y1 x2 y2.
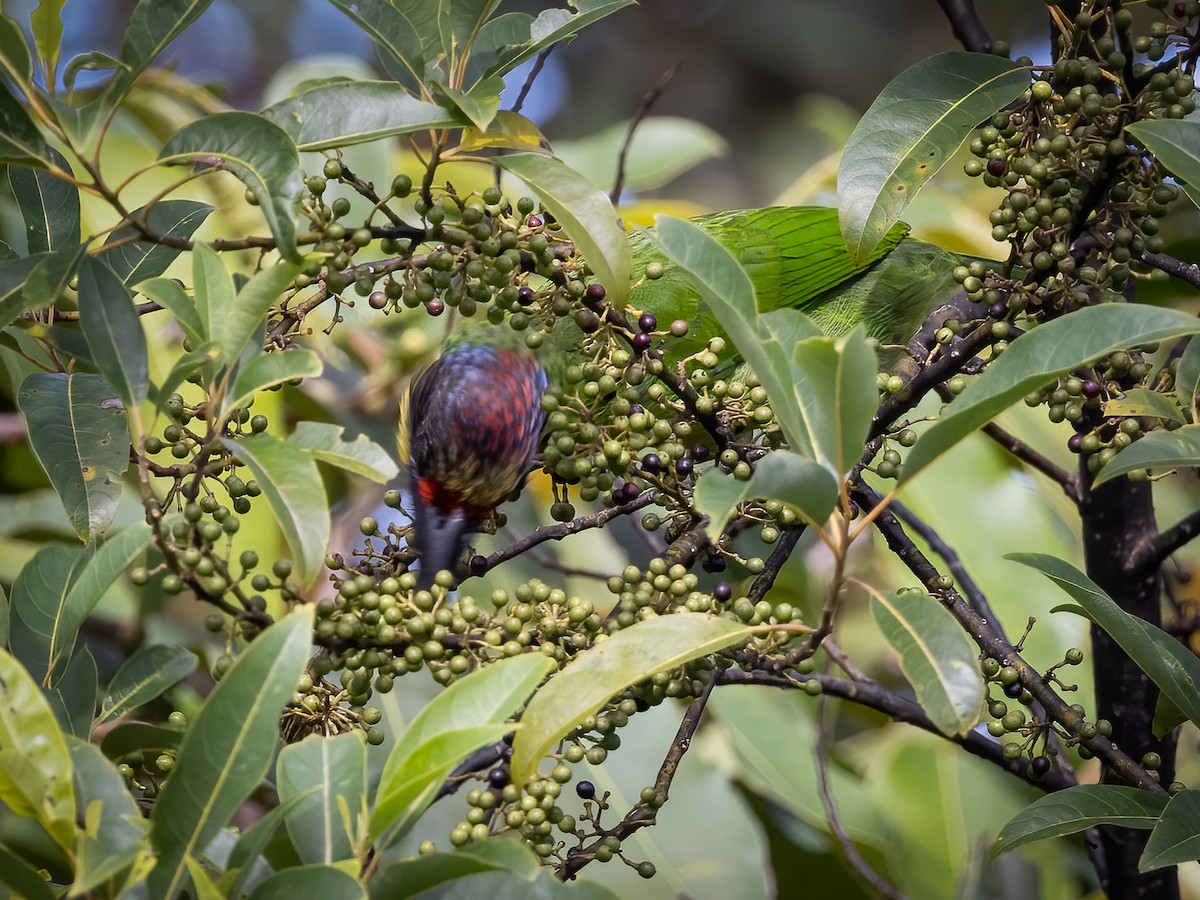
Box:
401 328 547 588
401 206 959 584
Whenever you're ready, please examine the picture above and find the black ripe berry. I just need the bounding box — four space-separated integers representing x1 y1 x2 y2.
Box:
638 313 657 333
631 332 652 353
576 780 596 799
488 767 509 788
987 157 1007 176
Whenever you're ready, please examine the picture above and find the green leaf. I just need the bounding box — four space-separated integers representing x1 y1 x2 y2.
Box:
190 241 232 343
0 80 49 164
510 615 753 786
108 0 215 105
484 1 636 79
0 645 75 848
838 52 1028 263
151 341 221 409
159 112 302 261
289 421 399 483
77 255 149 407
0 14 32 81
1093 424 1200 487
1103 388 1185 424
870 590 985 736
458 110 549 153
496 153 632 308
368 845 540 900
555 116 725 194
1141 789 1200 871
224 433 330 587
1176 338 1200 417
100 199 214 285
370 654 555 844
791 325 879 474
223 790 315 898
1126 120 1200 198
992 785 1164 858
392 868 619 900
63 50 127 94
219 261 303 368
248 865 365 900
30 0 66 83
17 372 130 541
902 305 1200 484
8 543 87 683
139 276 205 346
1153 692 1187 741
0 253 45 328
223 349 323 418
186 855 225 900
69 736 152 896
649 214 816 457
0 842 55 900
1008 553 1200 730
262 80 463 151
22 241 86 309
693 449 838 539
148 606 313 899
98 644 199 727
324 0 425 93
432 77 504 132
46 645 97 737
8 147 78 253
277 733 366 865
100 722 183 759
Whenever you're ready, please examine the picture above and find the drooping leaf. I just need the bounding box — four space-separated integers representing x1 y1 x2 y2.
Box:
63 50 127 93
148 606 313 899
248 865 365 900
7 543 87 684
77 255 149 407
158 112 302 261
223 433 329 587
510 615 753 786
98 644 199 727
870 590 985 736
223 349 323 418
0 646 75 848
903 305 1200 483
30 0 66 84
288 421 399 483
370 654 555 844
262 81 464 151
100 199 214 285
693 449 838 539
458 110 549 153
1008 553 1200 729
8 147 78 253
496 152 632 308
324 0 425 93
17 372 130 541
1126 120 1200 200
649 214 815 457
1093 424 1200 487
0 80 49 164
992 785 1164 858
108 0 215 105
431 77 504 132
839 52 1028 263
277 733 367 865
1140 789 1200 872
139 275 205 346
45 645 97 736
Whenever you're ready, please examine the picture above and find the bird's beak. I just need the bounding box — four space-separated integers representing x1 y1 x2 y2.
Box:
414 502 469 589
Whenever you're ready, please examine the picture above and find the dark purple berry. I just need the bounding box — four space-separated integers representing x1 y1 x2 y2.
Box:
470 555 488 576
988 301 1007 319
634 698 650 712
630 404 645 415
631 332 652 353
1030 755 1051 778
1081 380 1102 398
675 457 694 477
1004 681 1023 698
585 283 606 302
526 215 543 228
517 286 535 305
576 780 596 799
1067 434 1083 453
638 313 657 333
987 157 1007 176
1174 2 1186 16
691 444 710 462
576 310 601 333
641 453 661 475
702 554 727 573
488 767 509 788
619 482 641 502
713 582 732 602
426 298 445 316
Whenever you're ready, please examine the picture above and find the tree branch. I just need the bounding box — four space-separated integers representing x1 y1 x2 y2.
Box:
980 421 1082 503
935 0 995 53
1139 250 1200 291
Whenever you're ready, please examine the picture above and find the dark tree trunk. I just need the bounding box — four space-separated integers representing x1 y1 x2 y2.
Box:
1081 474 1178 900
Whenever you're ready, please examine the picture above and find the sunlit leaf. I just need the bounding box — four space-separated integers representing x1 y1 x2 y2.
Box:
17 372 129 541
693 449 838 539
1102 388 1185 424
148 607 313 899
223 349 322 418
993 785 1164 857
432 77 504 132
277 733 366 865
289 421 398 483
459 111 548 153
511 615 752 786
839 52 1028 263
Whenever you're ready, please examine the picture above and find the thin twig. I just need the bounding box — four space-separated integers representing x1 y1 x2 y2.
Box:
746 527 804 605
610 61 682 205
1136 508 1200 574
1139 250 1200 290
511 48 554 115
981 421 1082 503
485 492 655 570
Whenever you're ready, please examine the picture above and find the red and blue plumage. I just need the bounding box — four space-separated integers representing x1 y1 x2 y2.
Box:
404 339 547 585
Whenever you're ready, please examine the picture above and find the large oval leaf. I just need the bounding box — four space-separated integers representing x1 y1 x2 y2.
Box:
17 371 130 541
100 199 214 285
8 543 88 684
902 305 1200 484
1141 789 1200 872
992 785 1164 858
248 865 365 900
98 643 199 727
8 147 78 253
159 112 302 261
223 349 323 418
1126 120 1200 206
869 590 985 736
510 614 753 786
496 152 632 308
838 52 1028 263
77 254 149 408
148 606 313 899
1093 424 1200 487
693 448 838 539
277 732 367 865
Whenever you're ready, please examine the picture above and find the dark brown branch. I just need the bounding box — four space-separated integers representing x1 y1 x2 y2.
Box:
935 0 994 53
558 676 715 880
1139 251 1200 291
485 492 655 570
1136 508 1200 574
981 421 1082 503
44 300 163 322
746 527 804 605
610 61 682 205
511 48 554 116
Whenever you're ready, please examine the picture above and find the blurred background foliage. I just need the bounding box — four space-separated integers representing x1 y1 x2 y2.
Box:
1 1 1199 897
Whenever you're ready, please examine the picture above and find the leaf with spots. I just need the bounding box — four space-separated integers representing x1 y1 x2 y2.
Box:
838 52 1028 263
16 372 130 542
